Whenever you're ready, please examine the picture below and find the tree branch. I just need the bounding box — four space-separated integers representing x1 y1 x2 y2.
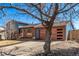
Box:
59 4 78 14
0 6 45 22
50 3 59 24
59 4 69 11
31 3 52 18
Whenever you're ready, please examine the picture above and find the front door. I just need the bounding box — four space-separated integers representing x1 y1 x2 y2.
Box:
35 28 40 40
0 35 1 39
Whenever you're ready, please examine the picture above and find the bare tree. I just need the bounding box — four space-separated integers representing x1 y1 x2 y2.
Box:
0 3 78 54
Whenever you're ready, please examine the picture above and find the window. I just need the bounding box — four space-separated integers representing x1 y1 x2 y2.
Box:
26 28 32 33
57 32 63 33
57 29 63 30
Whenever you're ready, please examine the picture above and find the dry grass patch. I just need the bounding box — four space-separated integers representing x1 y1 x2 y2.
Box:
0 40 22 47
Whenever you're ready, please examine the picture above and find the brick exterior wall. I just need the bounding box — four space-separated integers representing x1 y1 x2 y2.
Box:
40 25 66 41
40 28 46 40
19 22 66 41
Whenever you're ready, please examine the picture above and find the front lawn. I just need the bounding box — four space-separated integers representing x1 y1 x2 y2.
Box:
0 40 22 47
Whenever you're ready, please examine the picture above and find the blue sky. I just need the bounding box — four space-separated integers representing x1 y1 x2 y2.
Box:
0 7 40 26
0 3 79 29
0 3 40 26
73 20 79 29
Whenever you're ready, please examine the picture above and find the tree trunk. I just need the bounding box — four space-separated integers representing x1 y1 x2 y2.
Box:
43 29 51 55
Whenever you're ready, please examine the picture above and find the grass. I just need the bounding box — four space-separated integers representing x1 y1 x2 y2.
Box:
0 40 22 47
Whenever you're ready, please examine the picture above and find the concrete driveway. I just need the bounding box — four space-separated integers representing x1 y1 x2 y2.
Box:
0 41 62 56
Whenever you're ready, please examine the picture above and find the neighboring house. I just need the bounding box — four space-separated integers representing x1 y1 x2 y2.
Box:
5 20 28 39
0 27 5 40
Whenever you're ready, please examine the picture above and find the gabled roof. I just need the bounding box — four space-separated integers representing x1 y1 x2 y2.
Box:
35 21 67 27
6 20 28 25
19 21 67 29
15 20 28 25
19 25 35 28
